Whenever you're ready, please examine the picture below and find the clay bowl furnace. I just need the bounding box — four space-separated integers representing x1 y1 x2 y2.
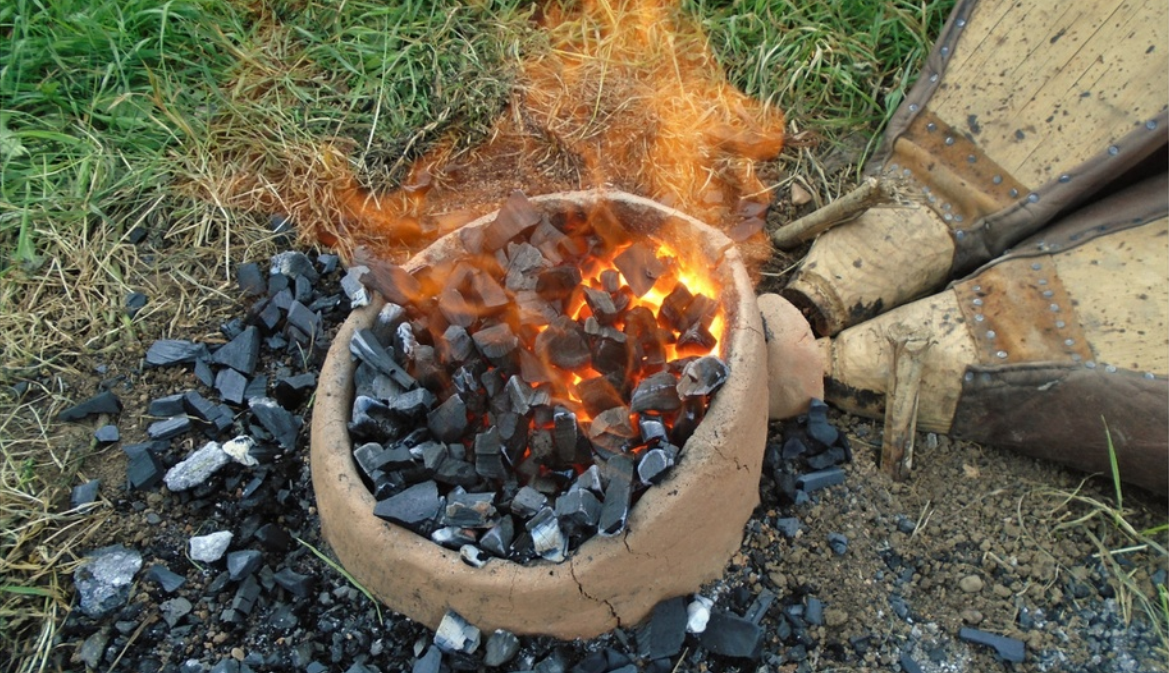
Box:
311 190 768 639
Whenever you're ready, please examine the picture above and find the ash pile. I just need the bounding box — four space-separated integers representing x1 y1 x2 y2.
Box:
343 191 730 564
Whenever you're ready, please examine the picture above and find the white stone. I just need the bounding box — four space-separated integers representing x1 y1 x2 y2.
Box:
165 441 230 491
189 530 233 563
686 595 713 634
222 435 258 467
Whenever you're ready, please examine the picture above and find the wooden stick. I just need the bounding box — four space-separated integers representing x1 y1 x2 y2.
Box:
881 323 933 480
771 176 903 249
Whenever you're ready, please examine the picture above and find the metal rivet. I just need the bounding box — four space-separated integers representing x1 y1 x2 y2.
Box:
1108 145 1120 156
1145 372 1156 380
967 155 977 163
992 175 1003 185
927 122 938 132
930 73 939 83
1050 304 1060 312
1146 119 1158 130
1042 290 1054 298
964 372 975 382
1085 361 1097 369
1009 188 1019 198
955 230 966 240
943 202 952 211
1105 365 1117 373
972 298 983 307
1031 262 1042 270
945 136 955 146
1064 338 1075 347
943 213 953 222
1027 193 1040 204
909 103 920 113
974 313 985 322
954 214 964 223
1059 174 1071 183
941 46 951 57
995 350 1008 359
986 330 996 339
1055 320 1066 329
957 18 967 27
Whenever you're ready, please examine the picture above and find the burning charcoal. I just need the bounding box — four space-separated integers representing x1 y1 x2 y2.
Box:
496 412 528 461
676 322 718 357
623 306 668 370
396 322 418 360
469 269 509 311
273 373 316 409
598 455 634 536
444 492 497 528
796 467 845 493
431 526 477 550
582 287 620 325
676 356 728 397
210 326 260 375
434 458 480 487
145 339 209 367
614 242 666 297
519 348 553 384
285 301 320 344
638 413 668 445
387 388 437 420
638 596 687 660
147 393 185 418
93 424 119 444
573 465 605 495
637 448 674 485
340 266 371 307
530 219 576 261
438 287 476 328
658 284 694 333
504 243 547 291
536 266 582 300
418 442 449 476
554 488 601 535
576 376 625 417
480 516 515 558
440 324 475 363
352 252 421 306
237 262 266 296
586 320 631 378
535 316 591 370
408 345 445 391
374 480 442 533
510 486 547 518
460 545 489 568
472 323 519 365
515 291 558 327
372 302 408 345
271 251 318 284
148 415 191 440
552 409 581 461
631 371 682 413
699 610 764 660
483 191 542 252
215 368 248 406
806 398 839 447
467 427 504 481
350 329 416 390
527 429 555 467
588 406 636 452
958 627 1025 663
670 397 703 447
249 397 300 450
426 394 467 444
526 507 566 563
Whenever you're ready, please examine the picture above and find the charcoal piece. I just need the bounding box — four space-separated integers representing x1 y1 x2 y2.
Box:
354 443 387 478
444 492 497 528
413 645 442 673
373 470 407 499
535 266 582 300
210 326 260 375
614 242 666 297
355 365 404 403
419 442 450 475
126 449 164 490
387 387 437 420
93 424 119 444
470 269 509 310
576 376 625 417
422 394 464 444
438 287 477 328
504 243 546 291
806 446 847 470
519 348 553 384
676 356 728 397
341 266 371 308
294 273 313 303
460 545 489 568
480 516 515 558
775 517 802 538
631 371 682 413
484 629 520 667
496 412 529 462
472 323 519 364
535 317 591 370
148 393 186 418
553 409 582 463
744 589 776 624
804 597 824 626
796 467 845 493
582 287 619 325
270 286 293 312
71 479 101 508
249 397 301 450
669 397 704 447
806 399 839 447
637 448 674 485
588 406 636 452
574 465 605 494
253 523 292 552
256 299 282 332
59 391 123 422
958 626 1026 662
237 262 266 296
146 564 186 593
526 507 566 563
431 526 477 549
440 324 475 364
273 567 313 598
435 610 482 654
215 368 248 406
180 391 216 424
318 253 339 274
397 322 419 360
226 550 263 581
515 290 558 327
598 455 634 536
699 610 763 660
530 219 575 261
356 254 422 307
504 375 540 416
270 251 318 284
587 323 631 378
350 329 416 390
483 190 542 251
510 486 548 518
638 596 687 660
285 301 320 344
148 415 191 440
638 414 668 445
273 372 316 408
473 427 508 480
195 359 215 387
123 291 148 319
408 345 445 391
374 481 442 533
782 436 808 460
145 340 208 367
899 653 924 673
555 488 601 535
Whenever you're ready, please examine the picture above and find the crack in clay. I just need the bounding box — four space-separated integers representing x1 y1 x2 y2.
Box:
569 555 621 628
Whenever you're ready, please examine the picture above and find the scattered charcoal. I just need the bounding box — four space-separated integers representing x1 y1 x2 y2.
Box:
806 399 839 446
271 250 319 284
796 467 845 493
165 441 231 492
958 627 1025 663
587 407 637 452
341 266 371 307
256 299 282 332
73 545 142 618
249 397 300 450
804 597 824 626
526 507 566 562
294 273 313 303
428 394 468 444
554 488 601 536
598 455 634 536
484 629 520 667
511 486 548 518
676 356 728 397
827 532 848 556
189 530 233 563
472 322 519 364
273 567 314 598
93 424 119 444
145 339 209 367
744 589 776 624
70 479 101 508
374 481 442 533
285 301 320 343
350 329 415 389
145 564 186 593
613 242 666 297
444 492 497 528
699 610 763 660
536 265 582 300
676 322 718 356
215 368 248 405
535 316 591 370
125 291 148 318
480 516 515 558
775 517 802 539
387 387 438 420
687 595 713 634
226 550 263 581
483 191 543 251
147 414 190 440
149 392 186 418
210 326 260 375
160 596 192 628
434 610 481 654
582 287 620 325
59 391 123 422
630 371 682 413
638 596 687 660
223 575 262 623
460 545 489 568
779 436 811 462
237 262 266 296
252 523 292 552
413 645 442 673
125 444 165 490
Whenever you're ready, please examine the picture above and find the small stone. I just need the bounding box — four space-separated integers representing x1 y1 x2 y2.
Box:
483 629 520 667
189 531 233 563
73 545 142 617
160 596 193 627
165 441 231 491
827 532 848 556
961 608 984 625
222 436 260 466
958 575 984 593
686 595 713 633
77 628 109 669
775 517 801 538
